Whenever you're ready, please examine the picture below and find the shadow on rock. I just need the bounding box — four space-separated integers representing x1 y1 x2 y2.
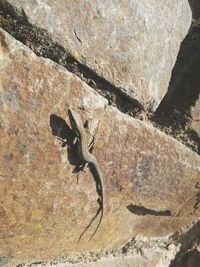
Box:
127 204 175 216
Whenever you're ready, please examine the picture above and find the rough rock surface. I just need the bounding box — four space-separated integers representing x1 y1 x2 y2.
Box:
189 0 200 137
4 0 191 108
0 29 200 266
155 0 200 140
191 96 200 135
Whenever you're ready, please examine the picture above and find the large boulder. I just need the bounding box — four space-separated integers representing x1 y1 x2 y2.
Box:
0 29 200 266
2 0 191 108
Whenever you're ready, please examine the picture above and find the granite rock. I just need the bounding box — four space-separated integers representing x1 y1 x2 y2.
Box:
4 0 191 108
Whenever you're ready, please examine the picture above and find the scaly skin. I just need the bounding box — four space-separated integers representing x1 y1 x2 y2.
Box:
68 108 104 240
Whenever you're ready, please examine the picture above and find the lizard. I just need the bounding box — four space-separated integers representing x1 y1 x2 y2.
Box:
68 108 104 240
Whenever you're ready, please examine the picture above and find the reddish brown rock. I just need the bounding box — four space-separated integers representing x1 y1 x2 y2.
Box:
0 29 200 266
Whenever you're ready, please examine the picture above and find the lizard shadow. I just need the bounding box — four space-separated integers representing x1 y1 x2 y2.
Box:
49 113 98 176
49 114 81 170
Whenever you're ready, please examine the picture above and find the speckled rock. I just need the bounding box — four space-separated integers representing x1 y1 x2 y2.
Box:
5 0 191 108
189 0 200 137
186 1 200 139
0 29 200 266
154 1 200 139
191 96 200 136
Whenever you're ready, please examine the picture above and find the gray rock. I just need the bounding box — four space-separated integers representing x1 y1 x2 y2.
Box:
4 0 191 108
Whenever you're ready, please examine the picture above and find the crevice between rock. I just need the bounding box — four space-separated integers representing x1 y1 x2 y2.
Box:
169 220 200 267
151 19 200 154
0 0 143 117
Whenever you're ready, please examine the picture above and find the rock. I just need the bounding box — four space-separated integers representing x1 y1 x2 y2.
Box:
0 29 200 265
2 0 191 108
189 0 200 137
191 96 200 136
155 11 200 140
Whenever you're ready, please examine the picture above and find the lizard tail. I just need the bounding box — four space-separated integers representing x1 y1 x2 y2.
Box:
77 204 102 242
89 204 103 240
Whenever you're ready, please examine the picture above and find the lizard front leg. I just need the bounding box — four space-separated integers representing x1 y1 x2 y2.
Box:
75 117 100 170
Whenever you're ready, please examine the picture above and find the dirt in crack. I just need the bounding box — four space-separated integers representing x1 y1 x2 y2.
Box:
0 0 143 116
